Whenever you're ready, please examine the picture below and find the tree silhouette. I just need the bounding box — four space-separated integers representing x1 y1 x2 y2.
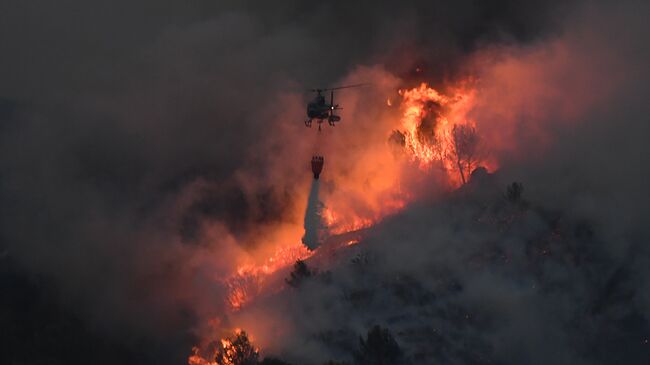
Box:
353 326 403 365
505 182 524 203
285 260 315 288
451 124 480 184
259 357 292 365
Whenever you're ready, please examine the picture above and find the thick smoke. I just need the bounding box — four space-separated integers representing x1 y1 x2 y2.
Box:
1 1 647 365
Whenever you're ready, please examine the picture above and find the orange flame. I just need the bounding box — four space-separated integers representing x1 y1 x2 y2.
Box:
318 82 492 238
397 82 495 184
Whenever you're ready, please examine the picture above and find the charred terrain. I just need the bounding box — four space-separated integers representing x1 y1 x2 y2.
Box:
1 1 649 365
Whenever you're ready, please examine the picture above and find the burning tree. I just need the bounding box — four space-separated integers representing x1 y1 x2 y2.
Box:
451 124 481 184
395 83 494 186
214 330 259 365
190 330 299 365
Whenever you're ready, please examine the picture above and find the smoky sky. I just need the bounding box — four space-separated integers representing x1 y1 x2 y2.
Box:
1 1 648 365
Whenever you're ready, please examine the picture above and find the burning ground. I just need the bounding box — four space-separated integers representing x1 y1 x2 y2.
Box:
1 1 649 365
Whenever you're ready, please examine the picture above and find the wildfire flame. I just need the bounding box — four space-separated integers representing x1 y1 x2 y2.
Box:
319 82 493 237
223 83 494 294
226 82 491 300
396 82 495 184
191 80 499 363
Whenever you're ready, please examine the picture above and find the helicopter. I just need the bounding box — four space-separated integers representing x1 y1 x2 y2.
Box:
305 84 366 131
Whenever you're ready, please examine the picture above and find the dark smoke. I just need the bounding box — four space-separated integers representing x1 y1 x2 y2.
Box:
2 1 647 365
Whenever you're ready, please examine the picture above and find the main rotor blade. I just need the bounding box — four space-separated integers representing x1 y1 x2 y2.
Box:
307 83 368 93
324 83 368 91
